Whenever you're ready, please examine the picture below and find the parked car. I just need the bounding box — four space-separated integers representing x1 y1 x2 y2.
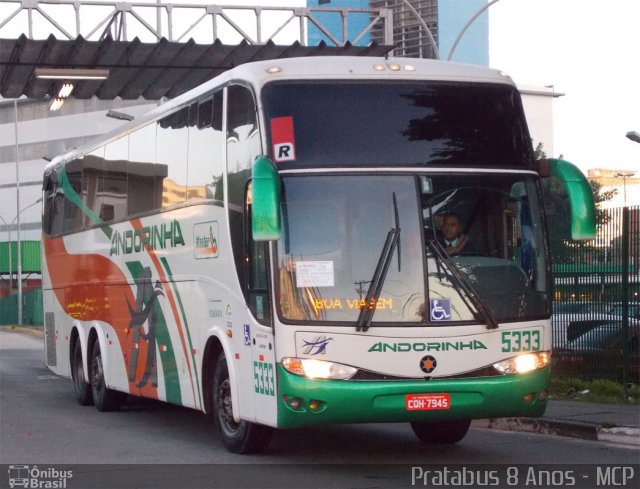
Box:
607 302 640 320
553 323 640 382
551 301 634 348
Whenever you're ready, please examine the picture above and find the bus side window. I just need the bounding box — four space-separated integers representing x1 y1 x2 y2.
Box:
157 106 190 208
244 182 271 325
63 158 83 233
188 90 224 205
102 136 129 223
42 172 57 236
227 84 261 295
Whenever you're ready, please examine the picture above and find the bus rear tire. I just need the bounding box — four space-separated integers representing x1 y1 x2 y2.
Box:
72 340 93 406
90 342 123 412
213 353 272 454
410 419 471 444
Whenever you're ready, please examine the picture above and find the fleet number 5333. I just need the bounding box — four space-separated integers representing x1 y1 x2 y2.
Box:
501 330 541 353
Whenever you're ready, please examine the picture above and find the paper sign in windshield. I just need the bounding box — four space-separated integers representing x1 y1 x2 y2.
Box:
271 116 296 162
295 261 334 288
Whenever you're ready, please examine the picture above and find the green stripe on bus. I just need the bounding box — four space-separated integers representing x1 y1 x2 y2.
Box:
125 261 182 405
57 167 112 239
159 256 203 410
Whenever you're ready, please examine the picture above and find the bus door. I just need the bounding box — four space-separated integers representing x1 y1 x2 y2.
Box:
244 184 278 426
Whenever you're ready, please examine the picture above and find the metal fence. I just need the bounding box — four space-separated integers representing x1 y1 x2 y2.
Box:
551 205 640 384
0 288 42 325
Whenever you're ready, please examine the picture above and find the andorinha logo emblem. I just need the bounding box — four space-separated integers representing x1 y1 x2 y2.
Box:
110 219 184 256
368 340 487 353
420 355 438 374
301 335 333 355
194 221 219 259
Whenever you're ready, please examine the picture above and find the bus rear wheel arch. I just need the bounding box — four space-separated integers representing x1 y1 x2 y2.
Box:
410 419 471 444
212 352 272 454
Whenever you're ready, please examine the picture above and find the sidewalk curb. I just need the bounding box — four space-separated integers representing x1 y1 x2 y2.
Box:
0 325 44 337
473 417 640 446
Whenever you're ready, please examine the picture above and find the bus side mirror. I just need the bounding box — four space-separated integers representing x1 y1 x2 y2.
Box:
538 158 596 240
251 155 281 241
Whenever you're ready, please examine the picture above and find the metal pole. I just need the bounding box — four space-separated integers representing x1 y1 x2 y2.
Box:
399 0 439 59
447 0 501 61
14 99 22 326
621 206 630 399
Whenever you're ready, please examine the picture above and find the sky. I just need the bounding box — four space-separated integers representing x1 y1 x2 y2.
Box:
488 0 640 174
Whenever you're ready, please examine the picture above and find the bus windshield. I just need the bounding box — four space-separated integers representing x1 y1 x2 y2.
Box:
262 81 533 169
276 173 550 325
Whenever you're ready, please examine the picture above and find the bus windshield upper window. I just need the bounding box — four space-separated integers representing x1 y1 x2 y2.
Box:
262 81 533 169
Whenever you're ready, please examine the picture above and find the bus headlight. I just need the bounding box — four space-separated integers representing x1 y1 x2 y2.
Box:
493 352 551 375
282 357 357 380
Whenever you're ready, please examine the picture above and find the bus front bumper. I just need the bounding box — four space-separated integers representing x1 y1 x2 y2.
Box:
276 365 549 429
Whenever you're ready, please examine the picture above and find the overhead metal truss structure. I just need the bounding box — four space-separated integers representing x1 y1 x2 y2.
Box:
0 1 439 100
0 0 396 45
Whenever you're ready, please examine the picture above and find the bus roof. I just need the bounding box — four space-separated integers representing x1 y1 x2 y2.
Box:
45 56 515 172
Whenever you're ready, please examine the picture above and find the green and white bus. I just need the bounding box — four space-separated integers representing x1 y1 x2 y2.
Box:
42 56 596 453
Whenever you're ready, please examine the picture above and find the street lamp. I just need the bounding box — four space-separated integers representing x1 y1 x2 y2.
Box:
626 131 640 144
0 197 43 325
614 172 635 206
447 0 501 61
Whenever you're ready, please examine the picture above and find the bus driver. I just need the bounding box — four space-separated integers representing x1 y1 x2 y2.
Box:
439 213 469 255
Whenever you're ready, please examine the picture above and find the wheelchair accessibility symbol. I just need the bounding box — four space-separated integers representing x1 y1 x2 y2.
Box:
429 299 452 321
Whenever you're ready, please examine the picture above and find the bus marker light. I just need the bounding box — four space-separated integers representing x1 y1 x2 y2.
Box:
226 330 232 338
404 64 416 71
266 66 282 74
373 64 385 71
259 354 265 361
523 392 536 404
235 353 240 359
288 397 303 410
192 348 197 355
282 357 305 376
387 63 401 71
539 390 548 401
309 400 322 412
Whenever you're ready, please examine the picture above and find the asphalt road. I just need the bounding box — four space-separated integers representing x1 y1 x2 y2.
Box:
1 331 638 489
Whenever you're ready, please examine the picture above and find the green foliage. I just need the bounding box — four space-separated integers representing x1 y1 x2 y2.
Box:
550 376 639 405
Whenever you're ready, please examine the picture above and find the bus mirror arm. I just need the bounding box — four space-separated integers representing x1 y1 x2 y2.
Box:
251 156 282 241
538 158 597 240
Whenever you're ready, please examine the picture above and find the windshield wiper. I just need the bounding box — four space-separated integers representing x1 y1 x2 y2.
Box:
426 240 499 330
356 193 401 332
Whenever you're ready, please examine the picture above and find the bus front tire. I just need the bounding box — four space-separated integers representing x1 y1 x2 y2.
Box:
72 340 93 406
410 419 471 444
212 353 272 454
90 342 123 412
